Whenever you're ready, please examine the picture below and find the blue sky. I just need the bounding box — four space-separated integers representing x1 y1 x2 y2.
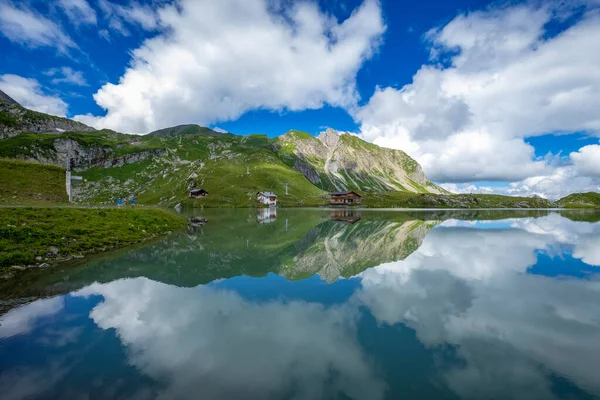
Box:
0 0 599 198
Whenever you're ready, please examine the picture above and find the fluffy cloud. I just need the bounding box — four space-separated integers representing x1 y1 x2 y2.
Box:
44 66 88 86
75 0 385 133
0 74 68 116
358 215 600 398
571 144 600 177
356 1 600 186
74 278 385 400
57 0 97 26
0 0 76 52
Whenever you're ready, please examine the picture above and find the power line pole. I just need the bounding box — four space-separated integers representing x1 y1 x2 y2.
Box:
285 181 289 196
66 141 72 202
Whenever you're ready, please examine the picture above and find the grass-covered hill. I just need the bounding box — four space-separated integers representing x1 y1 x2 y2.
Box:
1 92 598 209
0 158 68 205
555 192 600 208
0 89 93 139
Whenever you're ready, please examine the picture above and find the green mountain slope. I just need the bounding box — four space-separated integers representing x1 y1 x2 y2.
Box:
147 124 224 138
555 192 600 208
0 89 94 139
272 128 447 194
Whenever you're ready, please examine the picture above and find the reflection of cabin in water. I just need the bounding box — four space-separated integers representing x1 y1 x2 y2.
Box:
189 189 208 199
329 209 361 224
257 207 277 224
329 191 362 206
257 191 277 207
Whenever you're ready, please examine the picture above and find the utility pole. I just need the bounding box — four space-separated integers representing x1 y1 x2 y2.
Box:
285 181 289 196
66 141 72 202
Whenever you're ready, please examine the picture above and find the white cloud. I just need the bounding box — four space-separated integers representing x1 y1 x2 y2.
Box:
98 0 160 36
358 215 600 398
571 144 600 177
356 1 600 186
75 0 385 134
45 66 88 86
0 297 63 339
74 278 386 400
57 0 97 26
0 74 68 117
0 0 76 52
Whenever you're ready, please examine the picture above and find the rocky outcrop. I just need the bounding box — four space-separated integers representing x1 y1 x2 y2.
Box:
0 89 19 106
274 128 445 194
0 93 95 139
18 137 167 170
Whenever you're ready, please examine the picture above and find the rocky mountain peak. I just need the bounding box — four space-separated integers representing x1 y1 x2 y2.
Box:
318 128 341 148
0 89 20 106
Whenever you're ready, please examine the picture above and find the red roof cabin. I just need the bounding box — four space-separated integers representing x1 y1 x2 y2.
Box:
329 191 362 206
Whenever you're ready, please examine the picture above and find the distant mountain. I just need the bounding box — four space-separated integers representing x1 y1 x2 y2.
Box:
0 89 95 139
0 100 446 207
148 124 225 138
555 192 600 208
273 128 446 194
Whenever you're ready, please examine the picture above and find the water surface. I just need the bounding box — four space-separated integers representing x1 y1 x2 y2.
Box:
1 209 600 400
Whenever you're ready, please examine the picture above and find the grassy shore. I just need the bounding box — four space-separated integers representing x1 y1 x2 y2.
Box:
0 207 186 274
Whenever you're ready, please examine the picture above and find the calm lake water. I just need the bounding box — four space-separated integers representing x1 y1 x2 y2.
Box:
1 209 600 400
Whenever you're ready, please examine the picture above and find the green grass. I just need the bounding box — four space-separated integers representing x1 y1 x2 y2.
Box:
0 207 186 271
0 158 68 205
555 192 600 208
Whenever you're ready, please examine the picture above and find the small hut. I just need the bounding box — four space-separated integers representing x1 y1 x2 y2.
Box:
257 191 277 207
329 191 362 206
189 188 209 199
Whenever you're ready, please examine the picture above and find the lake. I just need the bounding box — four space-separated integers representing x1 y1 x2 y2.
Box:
1 209 600 400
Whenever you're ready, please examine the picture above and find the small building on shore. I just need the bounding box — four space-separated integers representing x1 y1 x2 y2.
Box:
189 188 208 199
257 191 277 207
330 191 362 206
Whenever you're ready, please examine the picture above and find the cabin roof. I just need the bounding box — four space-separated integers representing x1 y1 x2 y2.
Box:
190 188 208 193
257 191 277 197
330 191 361 196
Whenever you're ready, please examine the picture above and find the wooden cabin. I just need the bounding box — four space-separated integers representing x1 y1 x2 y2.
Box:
329 191 362 206
257 191 277 207
189 188 208 199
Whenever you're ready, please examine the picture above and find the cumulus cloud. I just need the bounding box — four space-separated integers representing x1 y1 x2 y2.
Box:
0 74 68 116
571 144 600 177
358 215 600 398
356 1 600 186
44 66 88 86
0 0 76 52
74 278 385 400
56 0 97 26
75 0 385 134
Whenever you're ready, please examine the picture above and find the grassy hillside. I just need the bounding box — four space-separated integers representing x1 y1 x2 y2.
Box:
555 192 600 208
75 133 327 207
0 159 68 205
0 207 185 273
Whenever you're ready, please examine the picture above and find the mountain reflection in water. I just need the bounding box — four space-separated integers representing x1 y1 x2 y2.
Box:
1 209 600 400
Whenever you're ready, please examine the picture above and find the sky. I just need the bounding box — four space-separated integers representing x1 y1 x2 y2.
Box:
0 0 599 199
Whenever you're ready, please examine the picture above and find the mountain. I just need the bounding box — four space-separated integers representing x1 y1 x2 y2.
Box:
0 98 447 206
0 89 95 139
148 124 225 138
273 128 446 194
555 192 600 208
